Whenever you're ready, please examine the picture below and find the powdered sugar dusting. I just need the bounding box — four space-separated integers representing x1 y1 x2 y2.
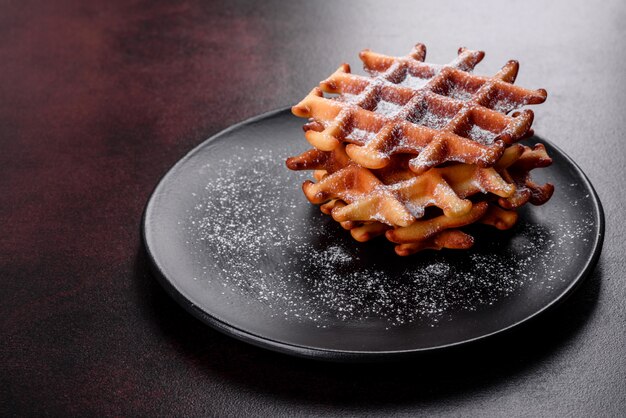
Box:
346 127 378 144
183 149 595 328
411 110 453 130
446 84 473 101
492 97 522 114
468 125 497 145
400 74 430 89
374 100 404 117
340 93 360 104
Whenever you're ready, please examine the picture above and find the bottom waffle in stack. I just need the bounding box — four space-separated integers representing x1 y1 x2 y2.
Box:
286 142 554 256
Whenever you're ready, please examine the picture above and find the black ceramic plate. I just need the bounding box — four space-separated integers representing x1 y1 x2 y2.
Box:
143 108 604 361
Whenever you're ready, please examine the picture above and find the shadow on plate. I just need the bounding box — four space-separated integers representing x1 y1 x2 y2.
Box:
134 246 603 407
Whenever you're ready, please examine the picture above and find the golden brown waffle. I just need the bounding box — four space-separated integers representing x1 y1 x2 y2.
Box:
287 144 512 225
287 143 551 255
314 200 519 256
287 43 554 255
292 44 547 174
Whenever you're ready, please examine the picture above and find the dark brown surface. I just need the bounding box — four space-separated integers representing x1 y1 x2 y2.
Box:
1 0 624 416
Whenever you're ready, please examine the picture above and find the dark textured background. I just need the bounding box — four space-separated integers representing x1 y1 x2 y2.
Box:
1 0 624 416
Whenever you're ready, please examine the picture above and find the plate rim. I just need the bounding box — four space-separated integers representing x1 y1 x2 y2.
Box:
142 107 605 361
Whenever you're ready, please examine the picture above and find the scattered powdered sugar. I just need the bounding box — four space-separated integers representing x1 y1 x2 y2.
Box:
183 148 595 328
314 244 353 265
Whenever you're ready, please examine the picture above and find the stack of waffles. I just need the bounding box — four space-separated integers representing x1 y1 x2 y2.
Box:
286 44 554 255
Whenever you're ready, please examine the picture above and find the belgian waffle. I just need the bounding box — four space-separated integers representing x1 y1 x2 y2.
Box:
292 44 547 174
287 44 553 255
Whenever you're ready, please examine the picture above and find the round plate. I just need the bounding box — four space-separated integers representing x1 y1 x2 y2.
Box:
142 108 604 361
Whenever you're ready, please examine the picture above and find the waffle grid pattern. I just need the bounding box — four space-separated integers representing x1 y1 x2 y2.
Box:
288 44 553 255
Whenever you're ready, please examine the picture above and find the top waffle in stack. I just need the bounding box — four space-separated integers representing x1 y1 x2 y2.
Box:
287 43 554 255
